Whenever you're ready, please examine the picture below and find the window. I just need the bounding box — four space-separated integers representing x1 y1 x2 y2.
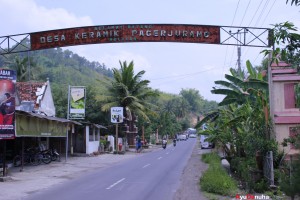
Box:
284 83 296 108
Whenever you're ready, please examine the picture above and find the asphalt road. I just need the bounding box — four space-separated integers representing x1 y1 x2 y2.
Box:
24 139 196 200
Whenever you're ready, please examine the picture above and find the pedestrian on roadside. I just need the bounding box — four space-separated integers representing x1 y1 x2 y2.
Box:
136 135 142 153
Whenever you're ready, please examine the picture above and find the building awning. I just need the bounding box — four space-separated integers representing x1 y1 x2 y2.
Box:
79 121 107 129
93 124 107 129
15 110 82 137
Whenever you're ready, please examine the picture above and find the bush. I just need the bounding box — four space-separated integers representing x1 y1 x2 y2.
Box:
253 178 268 193
202 152 221 164
200 153 237 196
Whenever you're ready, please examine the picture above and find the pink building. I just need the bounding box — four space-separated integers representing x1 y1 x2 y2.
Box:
271 61 300 156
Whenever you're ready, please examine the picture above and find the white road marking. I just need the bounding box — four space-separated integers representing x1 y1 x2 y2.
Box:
106 178 125 190
158 157 162 160
142 164 151 168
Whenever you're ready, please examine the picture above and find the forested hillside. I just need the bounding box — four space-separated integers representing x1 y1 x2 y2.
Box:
0 46 115 120
0 46 218 133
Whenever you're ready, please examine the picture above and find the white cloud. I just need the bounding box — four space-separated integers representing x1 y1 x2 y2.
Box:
0 0 93 35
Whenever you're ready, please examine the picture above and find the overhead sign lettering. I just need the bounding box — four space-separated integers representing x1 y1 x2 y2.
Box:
30 24 220 50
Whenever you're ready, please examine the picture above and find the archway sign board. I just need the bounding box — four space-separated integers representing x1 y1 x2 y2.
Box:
30 24 220 50
0 24 272 55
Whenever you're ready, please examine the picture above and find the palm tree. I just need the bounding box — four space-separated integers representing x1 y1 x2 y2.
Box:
162 97 190 120
101 60 158 121
6 56 41 81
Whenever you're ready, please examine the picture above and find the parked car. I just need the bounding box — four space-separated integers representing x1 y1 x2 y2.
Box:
189 134 197 138
200 135 214 149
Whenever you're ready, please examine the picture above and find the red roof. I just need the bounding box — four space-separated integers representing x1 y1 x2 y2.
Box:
271 61 292 67
16 82 47 109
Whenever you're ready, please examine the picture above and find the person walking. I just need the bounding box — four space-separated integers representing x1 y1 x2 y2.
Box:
135 135 142 153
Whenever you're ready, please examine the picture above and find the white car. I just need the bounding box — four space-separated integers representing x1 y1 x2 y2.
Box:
189 134 197 138
178 134 187 141
200 135 214 149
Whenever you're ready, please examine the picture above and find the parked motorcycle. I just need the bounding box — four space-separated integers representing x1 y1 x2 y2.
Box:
45 147 60 161
13 147 41 167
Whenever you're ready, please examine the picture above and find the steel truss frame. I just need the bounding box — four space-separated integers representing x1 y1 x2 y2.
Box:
220 26 272 47
0 33 31 56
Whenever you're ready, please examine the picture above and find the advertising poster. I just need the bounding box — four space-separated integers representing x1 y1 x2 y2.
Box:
69 86 86 119
111 107 123 123
0 69 16 140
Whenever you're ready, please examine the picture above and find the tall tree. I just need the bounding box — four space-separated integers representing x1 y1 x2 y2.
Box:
180 88 203 113
100 60 158 121
6 56 41 81
286 0 300 6
195 60 278 190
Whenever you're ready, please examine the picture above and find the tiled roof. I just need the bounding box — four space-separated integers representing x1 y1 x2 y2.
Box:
16 82 47 109
271 61 292 67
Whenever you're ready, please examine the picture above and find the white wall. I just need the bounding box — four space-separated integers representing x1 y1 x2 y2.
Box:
86 141 99 154
107 135 115 151
85 125 103 154
40 80 56 116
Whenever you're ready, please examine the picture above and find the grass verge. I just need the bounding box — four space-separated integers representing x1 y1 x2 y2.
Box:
200 152 237 197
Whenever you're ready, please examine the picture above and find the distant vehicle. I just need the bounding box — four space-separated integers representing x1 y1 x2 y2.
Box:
200 135 214 149
189 134 197 138
187 128 196 134
162 139 167 149
178 134 187 141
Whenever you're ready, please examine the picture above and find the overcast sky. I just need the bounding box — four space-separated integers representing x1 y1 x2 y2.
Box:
0 0 299 102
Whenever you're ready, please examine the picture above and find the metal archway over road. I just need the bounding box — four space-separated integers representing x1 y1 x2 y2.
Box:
0 23 272 56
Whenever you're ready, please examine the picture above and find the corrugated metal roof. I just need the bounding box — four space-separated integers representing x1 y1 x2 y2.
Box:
79 121 107 129
16 110 82 125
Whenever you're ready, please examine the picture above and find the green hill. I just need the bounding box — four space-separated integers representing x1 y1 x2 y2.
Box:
0 45 217 129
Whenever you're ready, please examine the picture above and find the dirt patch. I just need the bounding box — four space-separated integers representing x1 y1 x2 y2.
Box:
173 143 209 200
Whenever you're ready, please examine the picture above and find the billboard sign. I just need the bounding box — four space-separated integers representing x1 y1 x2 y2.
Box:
0 69 16 140
30 24 220 50
111 107 123 123
68 86 86 119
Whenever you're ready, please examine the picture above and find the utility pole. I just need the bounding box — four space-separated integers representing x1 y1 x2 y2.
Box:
229 29 247 75
237 46 241 74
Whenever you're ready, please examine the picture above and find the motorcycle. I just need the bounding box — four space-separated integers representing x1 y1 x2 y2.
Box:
162 139 167 149
173 139 176 147
49 147 60 161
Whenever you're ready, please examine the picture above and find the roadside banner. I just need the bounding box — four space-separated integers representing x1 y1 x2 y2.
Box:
111 107 123 123
0 69 16 140
68 86 86 119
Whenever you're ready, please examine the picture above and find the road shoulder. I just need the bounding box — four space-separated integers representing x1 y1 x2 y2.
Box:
173 141 209 200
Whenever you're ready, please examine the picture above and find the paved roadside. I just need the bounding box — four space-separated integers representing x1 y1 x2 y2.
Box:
173 140 209 200
1 147 158 200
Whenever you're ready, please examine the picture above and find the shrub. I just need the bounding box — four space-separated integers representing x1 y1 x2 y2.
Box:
200 153 237 196
202 152 220 164
252 178 268 193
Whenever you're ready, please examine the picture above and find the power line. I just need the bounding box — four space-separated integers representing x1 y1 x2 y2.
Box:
231 0 241 26
150 68 215 87
242 0 277 64
260 0 277 26
254 0 271 27
150 68 215 81
248 0 265 27
240 0 251 26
